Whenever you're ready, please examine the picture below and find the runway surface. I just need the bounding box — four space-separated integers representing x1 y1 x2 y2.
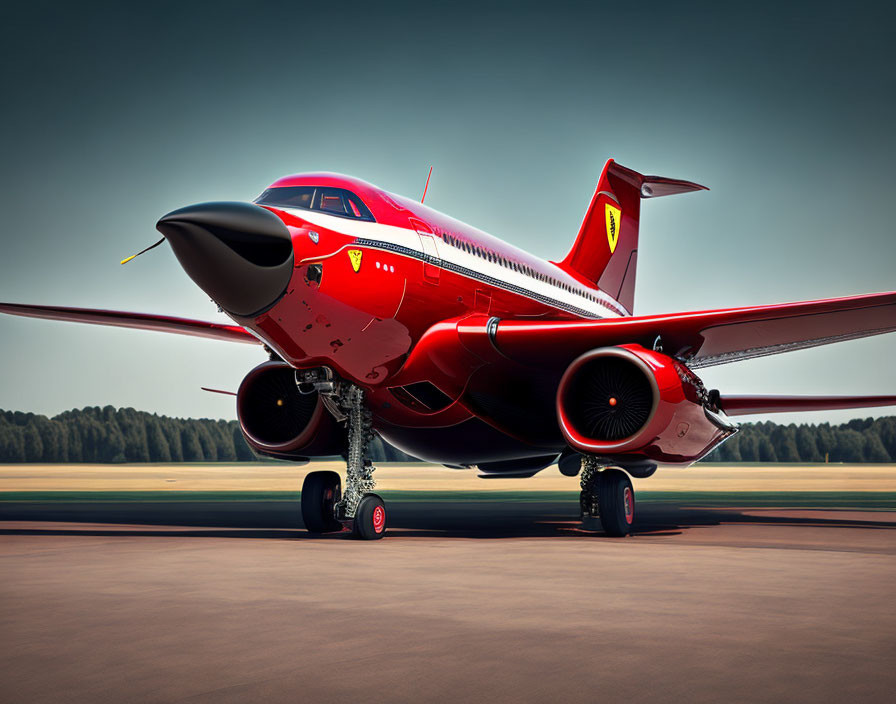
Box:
2 488 896 703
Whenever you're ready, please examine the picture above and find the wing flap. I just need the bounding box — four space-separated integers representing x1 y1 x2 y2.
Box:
0 302 260 345
492 291 896 368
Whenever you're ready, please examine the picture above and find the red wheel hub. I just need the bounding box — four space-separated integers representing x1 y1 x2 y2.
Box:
372 504 386 533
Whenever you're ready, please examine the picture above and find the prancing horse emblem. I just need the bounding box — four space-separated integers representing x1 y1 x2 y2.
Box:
605 203 621 254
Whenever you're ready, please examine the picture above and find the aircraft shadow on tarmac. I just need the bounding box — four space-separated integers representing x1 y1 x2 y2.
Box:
1 499 895 540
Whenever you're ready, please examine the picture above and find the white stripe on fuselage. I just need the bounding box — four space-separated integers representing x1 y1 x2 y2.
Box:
280 207 625 319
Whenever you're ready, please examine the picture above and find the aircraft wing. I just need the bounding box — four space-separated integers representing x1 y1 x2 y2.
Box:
716 394 896 416
0 302 261 345
490 291 896 368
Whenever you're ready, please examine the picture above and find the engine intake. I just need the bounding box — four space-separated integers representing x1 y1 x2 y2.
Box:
557 345 735 464
563 353 656 441
237 361 345 459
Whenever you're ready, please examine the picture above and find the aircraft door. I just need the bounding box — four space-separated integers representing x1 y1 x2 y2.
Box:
416 231 441 284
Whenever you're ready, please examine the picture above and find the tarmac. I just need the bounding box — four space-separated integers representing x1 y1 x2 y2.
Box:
2 475 896 703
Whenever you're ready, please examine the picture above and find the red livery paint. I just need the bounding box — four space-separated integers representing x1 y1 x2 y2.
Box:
556 345 734 465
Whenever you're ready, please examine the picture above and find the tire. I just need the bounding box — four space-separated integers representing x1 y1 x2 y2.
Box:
597 468 634 537
301 470 343 533
352 493 387 540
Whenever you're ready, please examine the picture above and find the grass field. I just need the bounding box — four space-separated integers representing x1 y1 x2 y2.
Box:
2 463 896 511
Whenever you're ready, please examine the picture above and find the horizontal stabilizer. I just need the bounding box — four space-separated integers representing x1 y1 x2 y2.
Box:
718 394 896 416
0 302 260 345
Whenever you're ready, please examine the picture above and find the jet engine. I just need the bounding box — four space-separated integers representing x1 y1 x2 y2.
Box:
237 361 346 460
556 345 735 465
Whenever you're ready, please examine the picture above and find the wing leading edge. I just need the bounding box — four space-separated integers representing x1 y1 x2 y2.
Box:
0 302 260 345
492 291 896 368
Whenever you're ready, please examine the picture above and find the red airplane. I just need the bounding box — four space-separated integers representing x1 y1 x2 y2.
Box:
3 159 895 539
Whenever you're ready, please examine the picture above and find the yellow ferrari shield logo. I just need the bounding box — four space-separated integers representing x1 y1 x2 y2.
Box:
348 249 362 272
605 204 621 254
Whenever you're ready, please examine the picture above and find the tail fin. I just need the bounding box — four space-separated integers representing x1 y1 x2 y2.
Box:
554 160 707 315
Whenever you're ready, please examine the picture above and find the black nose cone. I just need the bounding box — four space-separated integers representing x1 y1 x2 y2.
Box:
157 202 294 317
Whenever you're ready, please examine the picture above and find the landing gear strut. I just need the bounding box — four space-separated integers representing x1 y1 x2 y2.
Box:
580 457 635 537
335 385 386 540
300 381 386 539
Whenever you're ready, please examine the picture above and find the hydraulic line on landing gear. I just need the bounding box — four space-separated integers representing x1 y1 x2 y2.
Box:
580 455 601 519
335 384 376 520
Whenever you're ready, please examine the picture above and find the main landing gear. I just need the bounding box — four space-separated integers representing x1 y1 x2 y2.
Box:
580 456 635 537
301 383 387 540
301 470 343 533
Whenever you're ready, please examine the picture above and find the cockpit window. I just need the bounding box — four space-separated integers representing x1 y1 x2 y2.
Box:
317 189 346 215
256 186 375 222
256 186 314 210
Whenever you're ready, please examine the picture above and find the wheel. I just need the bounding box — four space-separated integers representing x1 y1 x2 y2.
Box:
352 493 387 540
301 470 343 533
597 468 635 537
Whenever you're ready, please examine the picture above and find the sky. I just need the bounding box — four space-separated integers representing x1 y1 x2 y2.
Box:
0 0 894 425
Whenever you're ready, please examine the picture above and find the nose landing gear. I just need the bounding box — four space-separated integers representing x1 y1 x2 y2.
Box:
300 383 387 540
580 457 635 537
353 493 387 540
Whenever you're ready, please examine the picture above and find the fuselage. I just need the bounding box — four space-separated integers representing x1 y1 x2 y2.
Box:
248 172 626 362
228 172 626 462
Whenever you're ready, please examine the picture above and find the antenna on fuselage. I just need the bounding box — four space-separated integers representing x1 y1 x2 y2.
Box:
421 165 433 204
120 238 165 265
200 386 237 396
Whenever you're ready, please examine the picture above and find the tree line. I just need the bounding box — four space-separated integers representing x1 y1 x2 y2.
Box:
703 416 896 463
1 407 895 464
0 406 415 463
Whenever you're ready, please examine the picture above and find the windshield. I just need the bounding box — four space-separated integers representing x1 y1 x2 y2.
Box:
256 187 375 222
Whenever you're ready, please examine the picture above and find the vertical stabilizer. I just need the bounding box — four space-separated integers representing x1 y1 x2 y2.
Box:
555 160 707 315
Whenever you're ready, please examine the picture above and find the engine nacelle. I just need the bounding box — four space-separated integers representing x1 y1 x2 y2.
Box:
556 345 735 465
237 361 346 460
